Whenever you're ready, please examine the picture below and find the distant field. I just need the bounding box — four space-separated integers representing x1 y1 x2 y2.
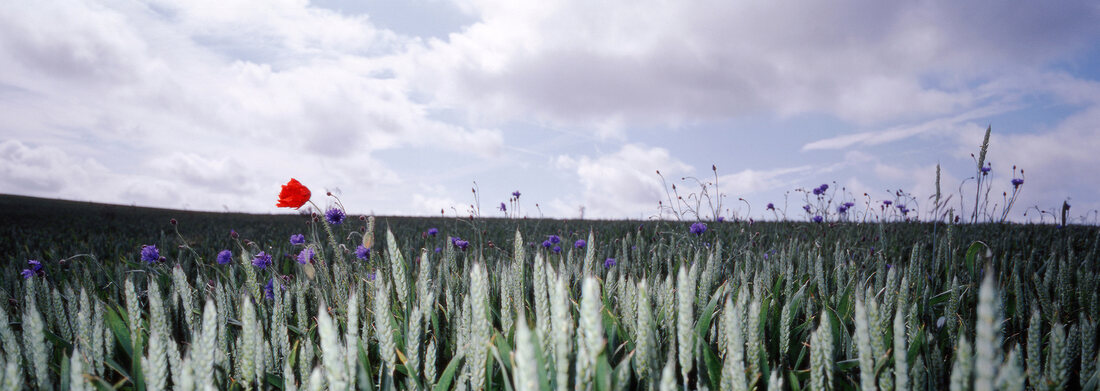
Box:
0 193 1098 390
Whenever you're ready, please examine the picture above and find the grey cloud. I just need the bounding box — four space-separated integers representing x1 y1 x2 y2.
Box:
411 0 1100 129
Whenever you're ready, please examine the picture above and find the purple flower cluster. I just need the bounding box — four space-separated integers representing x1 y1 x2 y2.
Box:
297 248 315 264
574 239 586 249
451 237 469 250
548 235 561 244
252 251 273 269
604 258 616 268
355 245 370 261
264 278 283 300
499 202 507 212
803 204 812 214
21 260 43 279
812 183 829 196
980 164 991 175
325 207 346 225
1012 178 1024 187
216 249 233 265
552 245 562 253
883 200 893 206
512 190 521 199
766 203 775 210
141 245 161 263
812 215 824 223
427 228 439 236
896 204 910 215
690 222 707 236
290 234 305 246
837 202 855 214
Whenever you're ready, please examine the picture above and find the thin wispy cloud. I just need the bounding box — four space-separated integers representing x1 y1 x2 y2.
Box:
801 102 1023 151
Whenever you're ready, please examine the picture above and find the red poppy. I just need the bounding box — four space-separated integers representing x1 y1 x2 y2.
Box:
277 178 311 209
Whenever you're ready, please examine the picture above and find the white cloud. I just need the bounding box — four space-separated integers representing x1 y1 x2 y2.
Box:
0 140 113 195
555 144 691 218
987 105 1100 218
717 166 813 196
410 193 463 216
0 0 504 213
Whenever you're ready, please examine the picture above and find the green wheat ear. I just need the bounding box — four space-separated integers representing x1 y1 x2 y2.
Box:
978 125 991 171
935 164 942 210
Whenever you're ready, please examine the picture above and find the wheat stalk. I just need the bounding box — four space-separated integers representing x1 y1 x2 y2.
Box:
575 276 604 390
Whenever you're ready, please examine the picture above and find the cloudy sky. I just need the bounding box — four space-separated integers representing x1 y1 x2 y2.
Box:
2 0 1099 222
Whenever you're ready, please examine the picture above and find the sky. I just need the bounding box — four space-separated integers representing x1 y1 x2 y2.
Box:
1 0 1099 223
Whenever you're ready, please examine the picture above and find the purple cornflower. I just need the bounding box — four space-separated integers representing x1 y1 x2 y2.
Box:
141 245 160 263
548 235 561 244
21 259 43 279
897 205 910 215
689 222 707 236
355 245 370 261
604 258 616 268
717 216 725 222
813 215 824 223
264 278 276 300
766 203 775 210
297 248 315 264
1012 178 1024 187
883 200 893 206
252 251 273 269
325 207 346 225
216 250 233 265
427 228 439 236
803 204 812 213
575 239 586 249
844 202 855 208
980 164 991 174
290 234 305 246
838 205 848 214
455 240 469 250
499 202 507 212
512 190 521 199
552 245 561 253
434 247 441 253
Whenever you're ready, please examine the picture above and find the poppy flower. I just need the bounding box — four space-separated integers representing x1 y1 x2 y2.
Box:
277 178 311 209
